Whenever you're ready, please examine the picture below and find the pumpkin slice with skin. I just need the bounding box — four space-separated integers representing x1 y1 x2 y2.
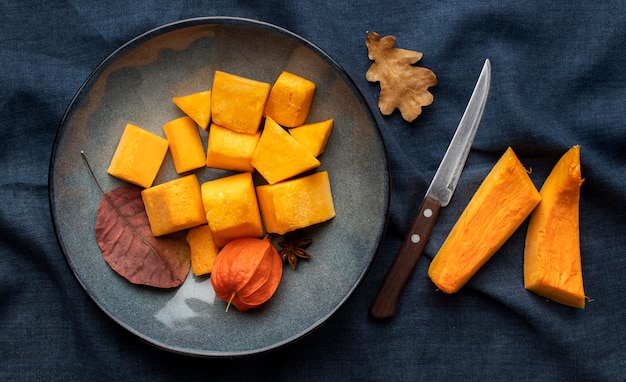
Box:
524 145 585 308
428 147 541 293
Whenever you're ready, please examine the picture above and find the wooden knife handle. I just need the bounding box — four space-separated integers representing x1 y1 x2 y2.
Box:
369 196 441 319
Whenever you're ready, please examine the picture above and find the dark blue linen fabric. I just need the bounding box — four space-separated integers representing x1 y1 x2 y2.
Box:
2 1 625 380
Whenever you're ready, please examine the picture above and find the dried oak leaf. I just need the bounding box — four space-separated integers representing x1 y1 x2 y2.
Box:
95 186 190 288
365 31 437 122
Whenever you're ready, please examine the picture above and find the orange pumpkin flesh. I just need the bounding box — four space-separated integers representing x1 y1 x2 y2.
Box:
524 146 585 308
211 237 283 312
428 147 542 293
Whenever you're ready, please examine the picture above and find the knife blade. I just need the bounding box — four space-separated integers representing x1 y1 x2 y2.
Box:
370 59 491 319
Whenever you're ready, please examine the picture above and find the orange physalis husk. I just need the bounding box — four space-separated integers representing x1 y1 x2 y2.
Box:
210 236 283 312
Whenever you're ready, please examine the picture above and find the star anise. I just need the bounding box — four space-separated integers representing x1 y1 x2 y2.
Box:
278 235 312 270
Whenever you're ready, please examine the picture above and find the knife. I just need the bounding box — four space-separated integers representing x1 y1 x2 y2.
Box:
370 59 491 319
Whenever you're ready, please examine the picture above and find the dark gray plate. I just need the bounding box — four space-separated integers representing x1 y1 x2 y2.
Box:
49 17 389 357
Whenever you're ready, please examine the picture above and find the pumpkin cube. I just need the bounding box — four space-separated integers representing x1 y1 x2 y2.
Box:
107 123 169 188
428 147 541 294
251 117 320 185
256 171 336 235
211 70 270 134
200 172 264 247
172 90 212 130
186 225 220 276
264 71 316 127
163 116 206 174
141 174 207 237
289 119 334 156
206 123 260 172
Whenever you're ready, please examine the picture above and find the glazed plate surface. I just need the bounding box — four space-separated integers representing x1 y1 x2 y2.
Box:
50 17 389 357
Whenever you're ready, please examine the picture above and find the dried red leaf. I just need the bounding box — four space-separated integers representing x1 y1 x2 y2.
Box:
95 186 190 288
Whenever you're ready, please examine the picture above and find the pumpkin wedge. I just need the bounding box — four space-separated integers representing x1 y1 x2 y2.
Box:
172 90 212 130
289 119 334 157
428 147 541 293
524 145 585 308
251 116 320 184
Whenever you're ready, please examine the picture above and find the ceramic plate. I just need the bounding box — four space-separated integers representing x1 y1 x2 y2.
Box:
49 17 389 357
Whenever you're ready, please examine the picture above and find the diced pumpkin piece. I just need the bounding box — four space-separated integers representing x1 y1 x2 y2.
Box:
163 116 206 174
524 146 585 308
200 172 264 248
141 174 207 237
251 117 321 184
289 119 334 156
172 90 212 130
206 123 260 172
264 71 316 128
428 147 542 293
186 225 220 276
256 171 336 235
107 123 169 188
211 70 270 134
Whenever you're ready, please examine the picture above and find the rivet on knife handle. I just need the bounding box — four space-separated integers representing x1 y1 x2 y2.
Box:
369 196 441 319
